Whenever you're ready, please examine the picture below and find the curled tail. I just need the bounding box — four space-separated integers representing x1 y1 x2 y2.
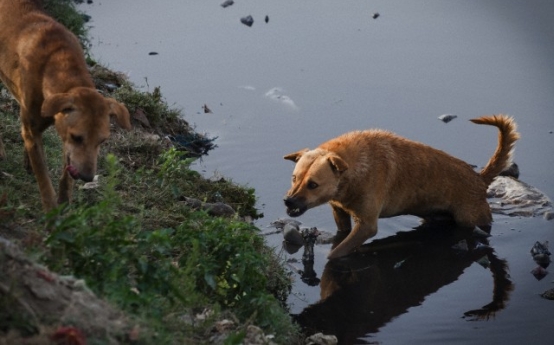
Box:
470 114 520 186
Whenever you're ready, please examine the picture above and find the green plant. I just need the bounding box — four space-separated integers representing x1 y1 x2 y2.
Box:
43 0 89 45
40 154 297 343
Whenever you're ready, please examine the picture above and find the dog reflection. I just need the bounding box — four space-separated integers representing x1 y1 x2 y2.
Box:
293 223 513 344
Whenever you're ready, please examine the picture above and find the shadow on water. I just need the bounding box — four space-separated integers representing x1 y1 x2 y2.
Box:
293 223 514 344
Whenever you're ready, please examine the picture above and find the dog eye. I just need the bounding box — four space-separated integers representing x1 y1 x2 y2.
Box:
71 134 84 144
307 181 319 190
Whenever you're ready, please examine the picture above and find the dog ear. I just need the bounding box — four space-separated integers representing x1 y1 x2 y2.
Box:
107 98 132 130
284 148 309 162
41 94 75 118
327 154 348 173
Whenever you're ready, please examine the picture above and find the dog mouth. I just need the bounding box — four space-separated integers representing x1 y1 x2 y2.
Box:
286 205 307 217
66 164 80 180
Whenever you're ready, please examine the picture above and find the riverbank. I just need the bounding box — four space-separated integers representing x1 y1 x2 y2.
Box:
0 1 300 343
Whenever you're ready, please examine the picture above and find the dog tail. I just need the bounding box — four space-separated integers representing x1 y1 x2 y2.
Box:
470 114 520 186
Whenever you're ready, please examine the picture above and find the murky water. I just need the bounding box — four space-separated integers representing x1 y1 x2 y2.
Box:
81 1 553 343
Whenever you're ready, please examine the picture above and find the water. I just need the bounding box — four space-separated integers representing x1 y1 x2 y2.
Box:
80 1 554 343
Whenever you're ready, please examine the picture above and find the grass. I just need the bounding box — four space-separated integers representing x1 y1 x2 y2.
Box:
0 1 300 343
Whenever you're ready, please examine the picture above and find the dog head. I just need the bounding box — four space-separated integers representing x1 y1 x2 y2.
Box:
283 148 348 217
42 87 131 182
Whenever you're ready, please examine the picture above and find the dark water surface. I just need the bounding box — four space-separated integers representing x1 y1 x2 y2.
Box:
81 1 553 343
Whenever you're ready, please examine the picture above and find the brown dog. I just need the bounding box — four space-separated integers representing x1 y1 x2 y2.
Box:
0 0 131 212
284 115 519 259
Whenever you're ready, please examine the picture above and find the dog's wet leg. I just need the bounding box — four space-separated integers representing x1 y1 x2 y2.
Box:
327 217 378 259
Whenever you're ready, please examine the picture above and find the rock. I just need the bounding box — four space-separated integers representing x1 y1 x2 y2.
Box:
132 107 151 127
0 237 129 343
315 230 335 245
306 332 338 345
181 197 235 217
487 176 553 219
499 162 519 179
284 223 304 246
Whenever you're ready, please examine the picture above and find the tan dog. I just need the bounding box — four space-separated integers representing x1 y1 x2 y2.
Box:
0 0 131 212
284 115 519 259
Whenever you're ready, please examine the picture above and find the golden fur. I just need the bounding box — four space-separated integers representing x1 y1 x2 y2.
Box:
284 115 519 259
0 0 131 211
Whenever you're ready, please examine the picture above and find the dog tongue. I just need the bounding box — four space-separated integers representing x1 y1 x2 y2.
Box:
66 165 80 179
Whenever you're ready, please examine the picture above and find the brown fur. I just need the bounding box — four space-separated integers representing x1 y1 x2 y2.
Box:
284 114 519 259
0 0 131 212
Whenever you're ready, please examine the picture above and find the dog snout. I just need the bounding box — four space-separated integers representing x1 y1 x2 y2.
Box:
79 173 94 182
284 196 296 208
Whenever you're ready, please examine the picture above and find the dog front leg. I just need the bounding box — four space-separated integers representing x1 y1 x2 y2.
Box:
327 217 378 259
331 204 352 232
58 164 74 205
0 135 5 159
21 126 57 212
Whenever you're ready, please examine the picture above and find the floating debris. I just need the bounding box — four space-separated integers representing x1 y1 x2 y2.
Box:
265 15 269 23
531 266 548 280
240 15 254 27
265 87 299 110
540 287 554 300
394 259 407 269
531 241 551 268
202 104 212 114
372 12 380 19
474 242 490 250
476 255 490 269
438 114 457 123
531 241 551 256
220 0 234 8
452 239 468 252
473 228 491 238
148 51 158 56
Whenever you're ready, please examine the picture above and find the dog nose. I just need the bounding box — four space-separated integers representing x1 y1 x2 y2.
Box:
79 173 94 182
284 197 294 208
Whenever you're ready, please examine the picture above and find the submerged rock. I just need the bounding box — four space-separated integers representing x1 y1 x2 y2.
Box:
283 223 304 245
